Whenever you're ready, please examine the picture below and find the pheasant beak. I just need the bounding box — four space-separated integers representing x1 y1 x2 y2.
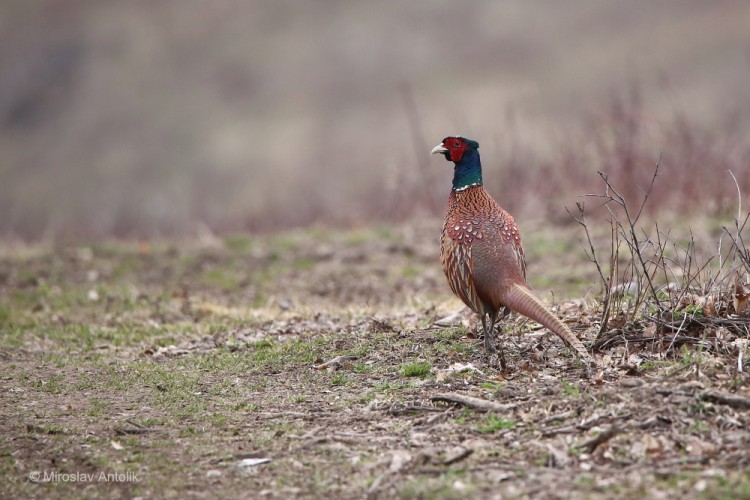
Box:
430 144 448 155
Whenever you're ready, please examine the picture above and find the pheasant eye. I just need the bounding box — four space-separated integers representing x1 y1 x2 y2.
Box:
453 141 461 147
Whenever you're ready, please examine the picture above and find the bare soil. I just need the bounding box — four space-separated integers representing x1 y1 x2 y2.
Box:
1 220 749 499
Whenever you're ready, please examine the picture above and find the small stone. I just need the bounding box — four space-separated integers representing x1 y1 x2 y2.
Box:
237 458 271 468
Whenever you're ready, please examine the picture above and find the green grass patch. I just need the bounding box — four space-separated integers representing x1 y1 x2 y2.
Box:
562 380 581 397
31 374 66 394
87 398 112 417
478 381 504 391
198 267 241 290
475 414 515 433
0 306 11 326
436 326 469 340
244 338 320 372
699 470 750 500
223 233 252 252
293 257 316 270
397 472 472 499
400 361 432 378
330 373 350 386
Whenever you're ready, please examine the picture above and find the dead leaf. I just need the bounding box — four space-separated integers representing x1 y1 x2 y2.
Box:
442 446 473 465
314 355 356 371
734 282 750 317
684 436 717 457
701 295 718 318
642 433 662 455
434 362 485 382
642 323 656 338
628 354 644 367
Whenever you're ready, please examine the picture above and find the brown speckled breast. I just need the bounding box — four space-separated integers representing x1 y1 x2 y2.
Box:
440 186 527 314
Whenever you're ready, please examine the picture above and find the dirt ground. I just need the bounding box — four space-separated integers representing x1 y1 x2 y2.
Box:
1 220 749 499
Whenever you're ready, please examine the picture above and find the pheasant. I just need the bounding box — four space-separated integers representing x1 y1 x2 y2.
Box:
431 136 592 365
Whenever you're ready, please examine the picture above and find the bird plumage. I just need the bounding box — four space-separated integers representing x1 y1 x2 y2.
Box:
432 136 592 364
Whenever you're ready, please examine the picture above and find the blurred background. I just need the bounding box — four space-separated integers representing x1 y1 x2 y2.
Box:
1 0 749 240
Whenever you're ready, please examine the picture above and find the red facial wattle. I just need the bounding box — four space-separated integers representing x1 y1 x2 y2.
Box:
448 138 466 162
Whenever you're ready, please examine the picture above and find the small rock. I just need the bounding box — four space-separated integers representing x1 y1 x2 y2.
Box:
388 450 412 473
206 469 222 478
237 458 271 468
619 378 643 388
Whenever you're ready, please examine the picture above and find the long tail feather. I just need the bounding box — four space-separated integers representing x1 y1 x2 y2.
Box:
502 283 592 362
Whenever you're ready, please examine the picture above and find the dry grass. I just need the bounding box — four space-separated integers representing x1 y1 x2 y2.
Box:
1 213 749 498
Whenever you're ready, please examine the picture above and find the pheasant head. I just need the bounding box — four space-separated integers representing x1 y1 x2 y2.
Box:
431 136 483 191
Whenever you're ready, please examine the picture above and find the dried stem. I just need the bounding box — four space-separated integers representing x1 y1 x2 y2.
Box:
567 202 613 334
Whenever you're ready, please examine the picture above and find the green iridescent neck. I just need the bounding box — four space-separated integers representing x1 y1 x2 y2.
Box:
452 148 483 191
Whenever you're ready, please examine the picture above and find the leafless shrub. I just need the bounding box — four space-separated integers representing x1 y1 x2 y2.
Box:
3 77 750 241
570 162 750 358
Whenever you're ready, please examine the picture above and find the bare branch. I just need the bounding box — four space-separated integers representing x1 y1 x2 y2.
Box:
728 170 742 222
431 393 518 412
633 154 662 225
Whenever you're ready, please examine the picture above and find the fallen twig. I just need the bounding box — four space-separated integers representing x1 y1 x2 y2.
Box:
700 390 750 410
540 410 576 425
655 455 710 468
295 434 365 451
577 425 623 452
541 425 578 438
431 393 518 412
594 333 711 352
664 362 696 379
254 411 312 420
651 314 750 332
442 447 474 465
388 403 444 416
633 415 671 429
115 419 155 435
412 410 452 431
